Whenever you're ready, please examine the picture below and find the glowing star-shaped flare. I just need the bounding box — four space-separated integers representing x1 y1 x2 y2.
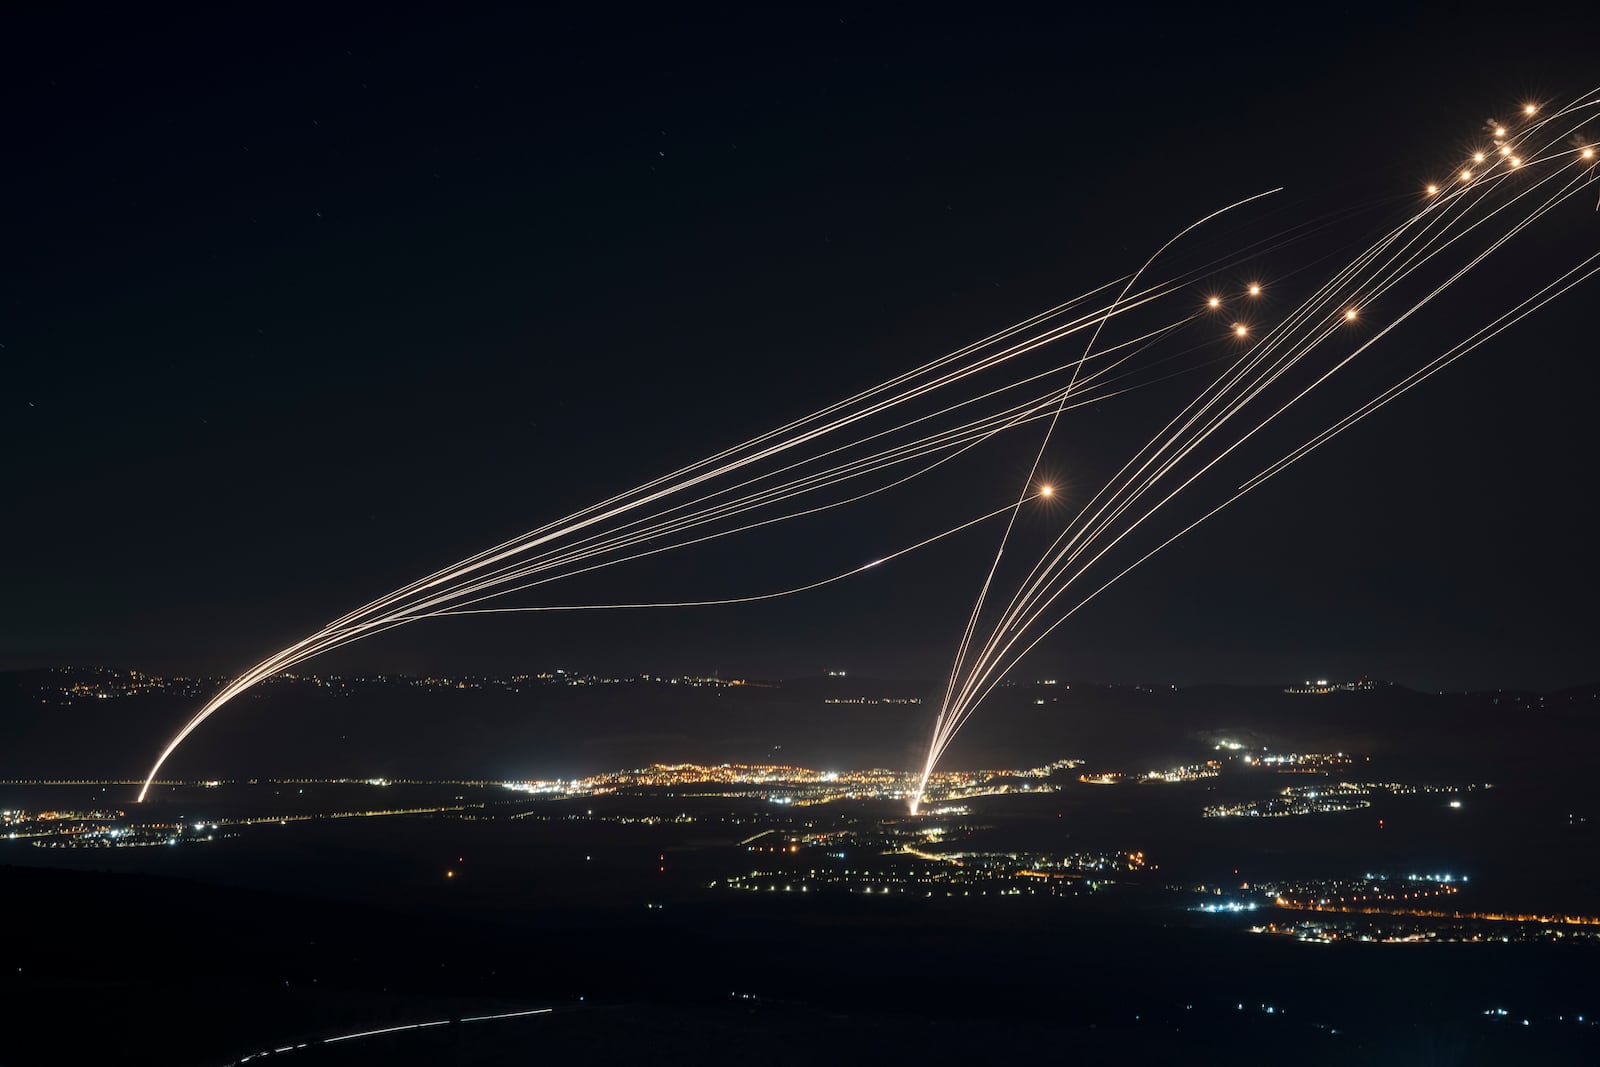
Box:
1426 184 1439 196
1494 127 1506 137
1039 484 1054 498
1247 284 1261 296
1524 104 1537 115
1233 323 1248 337
1344 308 1357 321
1499 146 1511 156
1584 148 1596 160
1473 152 1485 163
1207 296 1221 309
1509 157 1521 167
1460 170 1472 181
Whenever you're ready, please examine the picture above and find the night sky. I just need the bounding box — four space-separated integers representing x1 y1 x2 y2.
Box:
5 6 1597 690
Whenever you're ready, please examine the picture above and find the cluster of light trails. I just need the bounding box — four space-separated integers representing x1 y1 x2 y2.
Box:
138 88 1598 804
912 88 1600 810
137 268 1251 798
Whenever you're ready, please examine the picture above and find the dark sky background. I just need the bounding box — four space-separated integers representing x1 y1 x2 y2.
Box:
4 5 1597 690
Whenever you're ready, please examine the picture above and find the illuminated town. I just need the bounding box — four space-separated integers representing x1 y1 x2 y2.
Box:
4 748 1589 952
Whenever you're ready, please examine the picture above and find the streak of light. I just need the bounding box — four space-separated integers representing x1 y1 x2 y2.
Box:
226 1008 554 1065
911 87 1600 810
128 88 1600 813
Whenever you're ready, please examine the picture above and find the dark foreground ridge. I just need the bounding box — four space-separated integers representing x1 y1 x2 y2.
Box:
5 669 1599 1064
6 860 1600 1066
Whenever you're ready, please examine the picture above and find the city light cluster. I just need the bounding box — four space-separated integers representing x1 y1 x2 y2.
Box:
504 758 1083 807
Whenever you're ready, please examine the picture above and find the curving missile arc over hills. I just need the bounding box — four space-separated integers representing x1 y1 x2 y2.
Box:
137 88 1600 805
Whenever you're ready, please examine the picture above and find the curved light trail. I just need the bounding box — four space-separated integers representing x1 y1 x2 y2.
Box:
911 88 1600 810
135 87 1599 804
224 1006 555 1065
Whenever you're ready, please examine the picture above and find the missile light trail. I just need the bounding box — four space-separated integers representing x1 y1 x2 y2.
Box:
910 87 1600 810
135 86 1599 807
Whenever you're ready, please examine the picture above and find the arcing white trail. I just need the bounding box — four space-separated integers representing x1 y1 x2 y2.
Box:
911 90 1600 810
139 90 1597 804
136 267 1238 798
938 189 1283 739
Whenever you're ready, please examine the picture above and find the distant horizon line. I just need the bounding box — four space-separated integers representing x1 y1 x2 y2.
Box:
9 662 1598 696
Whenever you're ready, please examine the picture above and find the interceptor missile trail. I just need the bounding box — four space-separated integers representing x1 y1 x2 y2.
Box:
937 189 1282 752
135 278 1213 798
138 86 1599 803
139 197 1354 799
910 87 1600 812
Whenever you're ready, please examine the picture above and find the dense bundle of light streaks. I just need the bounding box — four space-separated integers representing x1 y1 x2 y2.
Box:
136 234 1290 798
139 89 1597 803
912 89 1600 811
